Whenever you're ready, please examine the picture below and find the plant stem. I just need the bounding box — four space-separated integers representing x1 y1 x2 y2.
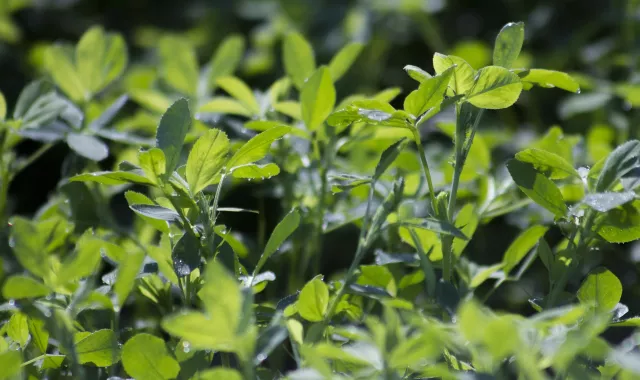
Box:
412 128 438 214
12 143 53 178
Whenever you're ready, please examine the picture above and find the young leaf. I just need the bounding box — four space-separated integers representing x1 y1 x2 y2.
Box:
507 159 568 217
466 66 523 109
113 249 145 307
403 65 432 83
122 333 180 380
66 134 109 161
595 140 640 192
301 67 336 131
374 138 409 181
159 36 198 96
328 42 363 82
156 98 192 175
28 318 49 354
227 125 291 169
58 232 102 282
75 26 127 95
45 45 86 103
186 128 230 194
232 163 280 180
2 275 51 299
0 91 5 120
197 97 253 117
139 148 167 185
501 225 548 275
9 217 50 279
595 201 640 243
253 209 301 278
0 351 21 379
208 34 245 89
584 191 636 212
433 54 475 95
172 233 200 277
515 148 580 179
70 170 155 186
216 76 260 115
74 329 119 367
162 311 236 352
493 22 525 69
516 69 580 93
193 368 243 380
283 32 316 89
7 312 29 347
577 267 622 311
403 67 454 117
297 277 329 322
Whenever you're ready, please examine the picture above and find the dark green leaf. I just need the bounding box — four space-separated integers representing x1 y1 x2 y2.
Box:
394 218 467 239
254 323 288 365
374 138 409 180
156 99 192 175
507 159 568 217
515 148 580 179
130 204 181 223
253 209 300 277
172 233 200 277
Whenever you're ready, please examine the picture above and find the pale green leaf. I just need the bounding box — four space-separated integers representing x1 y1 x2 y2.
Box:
122 333 180 380
74 329 119 367
198 97 253 117
301 67 336 131
186 128 230 194
466 66 523 109
328 42 363 81
232 163 280 180
577 267 622 311
493 22 524 68
297 277 329 322
433 54 475 95
283 32 316 89
403 67 453 116
216 76 260 115
502 225 549 275
227 125 291 168
515 148 580 179
159 36 198 96
2 275 51 299
45 45 86 103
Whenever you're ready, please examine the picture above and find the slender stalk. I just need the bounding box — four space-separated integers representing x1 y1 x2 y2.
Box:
0 131 8 222
412 128 438 214
12 143 53 178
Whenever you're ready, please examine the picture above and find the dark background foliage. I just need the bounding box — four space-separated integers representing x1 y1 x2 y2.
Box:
2 0 638 343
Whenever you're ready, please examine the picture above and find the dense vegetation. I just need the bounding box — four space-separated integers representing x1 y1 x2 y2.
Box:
1 1 640 379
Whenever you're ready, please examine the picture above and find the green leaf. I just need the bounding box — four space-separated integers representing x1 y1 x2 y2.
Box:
193 368 243 380
162 311 236 352
469 263 505 288
58 231 102 282
283 32 316 89
208 34 245 89
433 54 475 95
493 22 524 69
7 312 29 346
156 98 192 175
232 163 280 180
122 333 180 380
595 140 640 192
139 148 167 185
515 148 580 179
216 76 260 115
577 267 622 311
70 170 155 186
198 260 242 322
516 69 580 93
28 318 49 353
502 225 548 275
253 209 300 277
159 36 198 96
403 65 432 83
297 277 329 322
172 233 200 277
8 217 49 279
374 138 409 181
66 133 109 161
328 42 363 81
301 67 336 131
584 192 636 212
2 275 51 299
45 45 86 103
0 350 21 379
507 159 568 217
75 26 127 95
129 89 172 113
186 128 230 194
74 329 119 367
466 66 523 109
198 97 253 117
595 201 640 243
395 218 468 239
125 191 170 233
130 204 181 223
403 67 453 117
227 125 291 169
114 249 145 307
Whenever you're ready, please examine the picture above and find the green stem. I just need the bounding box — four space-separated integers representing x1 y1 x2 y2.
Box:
0 131 9 222
12 143 53 178
412 128 438 214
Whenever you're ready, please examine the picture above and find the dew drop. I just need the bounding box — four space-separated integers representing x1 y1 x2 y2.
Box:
8 299 15 306
182 341 191 353
256 353 267 363
576 88 581 94
623 101 633 111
